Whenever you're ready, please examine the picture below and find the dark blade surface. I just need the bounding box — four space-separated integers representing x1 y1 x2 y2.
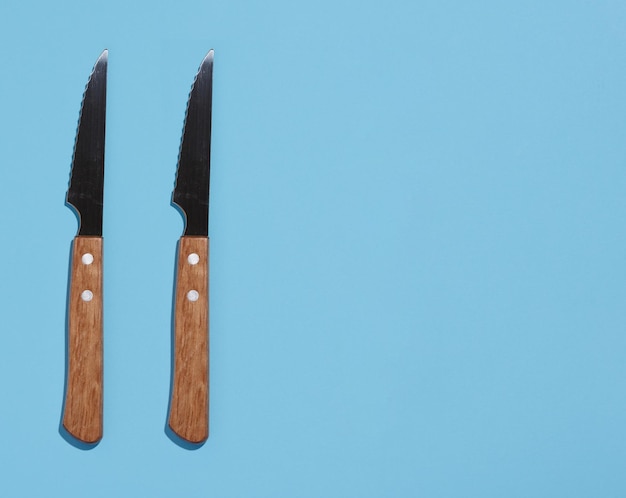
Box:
173 50 213 236
66 50 107 236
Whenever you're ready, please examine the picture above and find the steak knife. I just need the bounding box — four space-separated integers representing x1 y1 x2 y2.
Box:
62 50 107 444
168 50 214 444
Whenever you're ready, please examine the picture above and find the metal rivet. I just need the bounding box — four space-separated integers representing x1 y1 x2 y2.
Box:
188 253 200 265
81 290 93 302
81 253 94 265
187 290 199 302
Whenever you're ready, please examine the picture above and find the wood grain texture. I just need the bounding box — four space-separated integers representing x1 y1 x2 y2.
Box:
62 236 103 444
168 236 209 443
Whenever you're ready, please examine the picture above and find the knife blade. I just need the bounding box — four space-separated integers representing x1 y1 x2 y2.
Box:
168 50 213 444
62 49 107 444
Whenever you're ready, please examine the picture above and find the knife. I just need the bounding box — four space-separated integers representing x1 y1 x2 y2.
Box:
168 50 213 444
62 50 107 444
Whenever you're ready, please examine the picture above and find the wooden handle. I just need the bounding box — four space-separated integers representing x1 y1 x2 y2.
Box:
62 236 103 444
168 236 209 443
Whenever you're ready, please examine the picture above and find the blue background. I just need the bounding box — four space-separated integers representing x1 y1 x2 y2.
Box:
1 0 626 496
